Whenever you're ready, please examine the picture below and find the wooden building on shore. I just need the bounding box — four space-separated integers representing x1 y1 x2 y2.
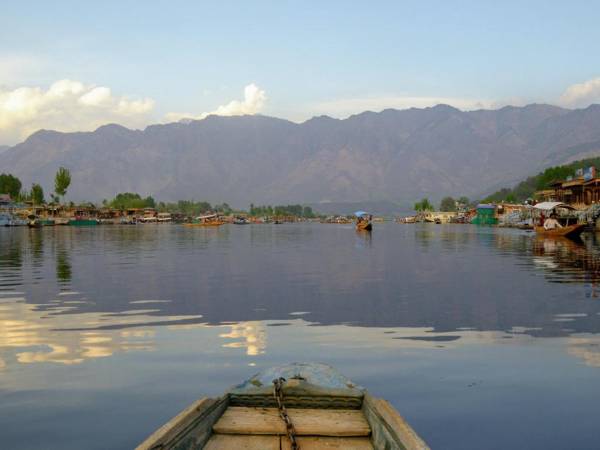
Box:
536 175 600 208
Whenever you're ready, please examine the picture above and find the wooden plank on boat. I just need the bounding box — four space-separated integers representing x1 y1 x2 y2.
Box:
282 436 374 449
362 394 429 450
213 407 371 437
204 434 281 450
136 396 228 450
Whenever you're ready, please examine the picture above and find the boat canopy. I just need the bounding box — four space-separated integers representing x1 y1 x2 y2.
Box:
533 202 576 211
354 210 369 217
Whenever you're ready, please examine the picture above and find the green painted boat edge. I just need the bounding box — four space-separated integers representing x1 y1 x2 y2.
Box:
68 219 99 226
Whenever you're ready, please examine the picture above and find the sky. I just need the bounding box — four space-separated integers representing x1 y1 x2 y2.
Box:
1 0 600 144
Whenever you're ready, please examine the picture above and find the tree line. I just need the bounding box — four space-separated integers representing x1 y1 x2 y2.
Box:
0 168 71 205
414 196 472 212
249 204 316 218
0 176 318 217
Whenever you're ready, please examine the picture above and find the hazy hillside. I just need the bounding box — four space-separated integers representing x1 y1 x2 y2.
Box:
484 156 600 203
1 104 600 208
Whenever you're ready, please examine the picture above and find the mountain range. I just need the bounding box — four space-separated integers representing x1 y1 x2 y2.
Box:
1 103 600 210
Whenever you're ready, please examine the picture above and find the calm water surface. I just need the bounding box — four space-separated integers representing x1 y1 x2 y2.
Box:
1 224 600 449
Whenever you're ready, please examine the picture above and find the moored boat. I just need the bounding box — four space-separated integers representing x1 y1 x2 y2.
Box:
157 212 173 223
27 219 43 228
397 216 416 224
185 214 226 227
136 363 429 450
0 212 12 226
27 214 43 228
233 216 249 225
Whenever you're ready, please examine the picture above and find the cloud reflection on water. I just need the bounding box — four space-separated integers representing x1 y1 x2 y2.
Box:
2 225 600 373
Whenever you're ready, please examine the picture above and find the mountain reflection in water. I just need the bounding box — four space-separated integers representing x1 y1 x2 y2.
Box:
1 224 600 450
1 226 600 353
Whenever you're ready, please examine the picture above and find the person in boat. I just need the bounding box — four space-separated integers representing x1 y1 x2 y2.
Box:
543 213 563 230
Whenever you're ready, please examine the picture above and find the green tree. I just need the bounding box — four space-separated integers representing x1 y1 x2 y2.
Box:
483 157 600 203
54 167 71 202
302 206 315 218
439 196 456 212
144 196 156 208
31 183 45 205
414 198 434 212
109 192 156 209
0 173 22 198
215 202 231 214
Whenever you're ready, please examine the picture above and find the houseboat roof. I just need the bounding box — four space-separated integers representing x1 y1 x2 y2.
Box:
533 201 576 211
561 179 585 188
583 177 600 185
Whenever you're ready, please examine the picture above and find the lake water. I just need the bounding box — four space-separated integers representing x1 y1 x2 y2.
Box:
1 223 600 450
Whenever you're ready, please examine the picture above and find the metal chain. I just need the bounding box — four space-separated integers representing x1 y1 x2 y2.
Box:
273 377 300 450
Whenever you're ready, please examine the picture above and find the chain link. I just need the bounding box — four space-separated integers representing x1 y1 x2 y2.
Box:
273 377 300 450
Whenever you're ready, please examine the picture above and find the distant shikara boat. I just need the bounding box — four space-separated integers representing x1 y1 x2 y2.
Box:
355 211 373 231
136 363 429 450
184 214 226 227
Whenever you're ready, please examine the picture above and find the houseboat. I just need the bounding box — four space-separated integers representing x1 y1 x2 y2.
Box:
157 212 172 223
140 208 158 223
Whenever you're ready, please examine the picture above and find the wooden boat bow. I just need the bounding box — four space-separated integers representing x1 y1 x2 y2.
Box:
136 363 429 450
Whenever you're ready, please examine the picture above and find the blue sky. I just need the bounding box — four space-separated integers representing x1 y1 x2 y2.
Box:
1 0 600 144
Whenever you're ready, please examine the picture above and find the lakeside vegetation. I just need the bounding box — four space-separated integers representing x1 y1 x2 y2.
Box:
410 157 600 213
414 196 472 213
1 171 320 218
1 168 71 205
483 157 600 203
19 159 598 218
249 204 316 218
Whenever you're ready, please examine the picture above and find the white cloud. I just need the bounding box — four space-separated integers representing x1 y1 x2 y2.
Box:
165 83 267 123
0 79 155 144
559 77 600 108
310 94 493 119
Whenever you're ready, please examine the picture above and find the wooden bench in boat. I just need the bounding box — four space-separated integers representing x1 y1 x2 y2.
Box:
136 363 429 450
